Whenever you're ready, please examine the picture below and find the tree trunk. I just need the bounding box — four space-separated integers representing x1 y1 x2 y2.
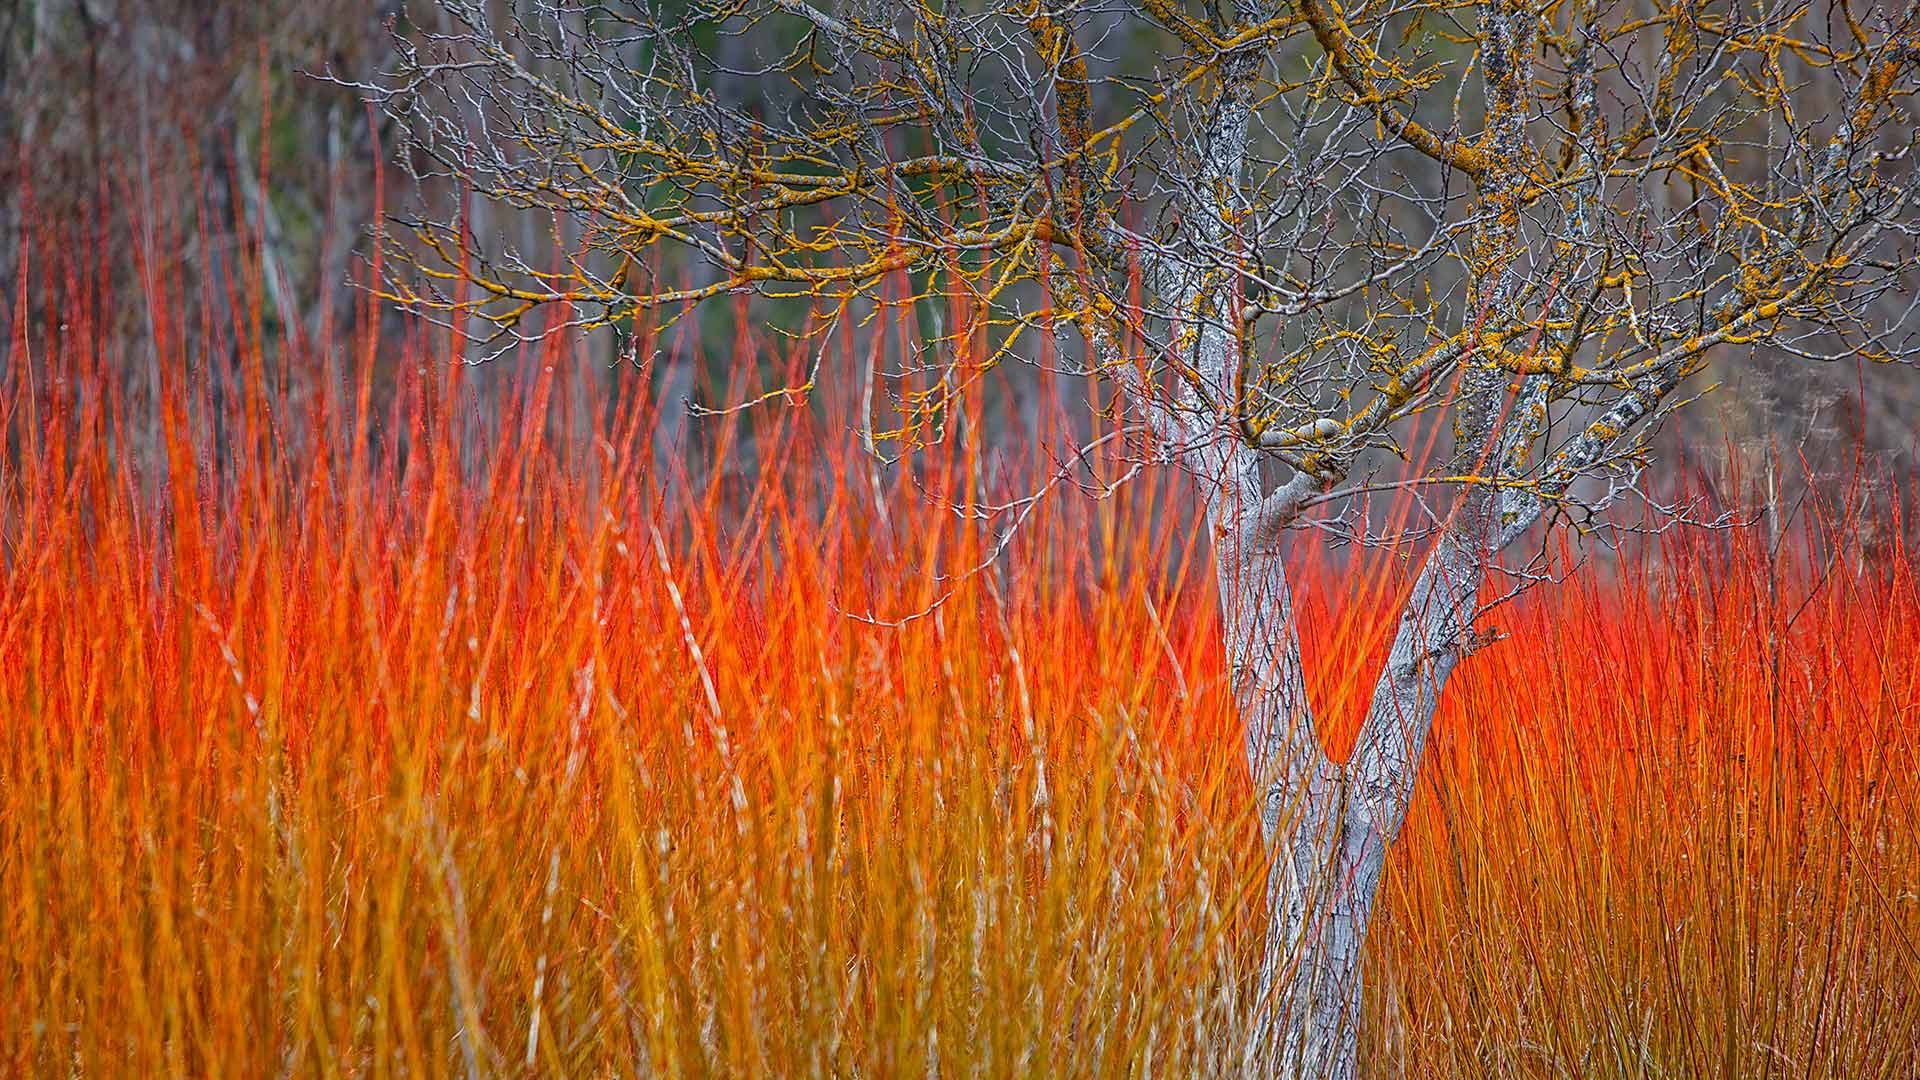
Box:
1137 18 1492 1068
1200 455 1348 1077
1204 448 1489 1078
1259 828 1379 1080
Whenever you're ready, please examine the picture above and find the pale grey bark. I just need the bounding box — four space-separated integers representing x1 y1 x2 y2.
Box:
1170 410 1531 1079
1148 34 1516 1061
1200 467 1501 1078
1125 40 1478 1071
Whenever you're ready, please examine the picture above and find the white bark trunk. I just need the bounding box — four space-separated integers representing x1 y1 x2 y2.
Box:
1121 21 1501 1072
1203 453 1493 1079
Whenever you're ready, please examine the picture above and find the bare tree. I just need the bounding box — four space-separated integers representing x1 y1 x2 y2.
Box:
363 0 1919 1074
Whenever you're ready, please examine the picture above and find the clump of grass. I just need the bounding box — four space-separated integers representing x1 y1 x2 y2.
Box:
1374 509 1920 1077
2 203 1916 1079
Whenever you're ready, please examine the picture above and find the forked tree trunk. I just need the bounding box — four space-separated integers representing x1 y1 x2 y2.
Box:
1210 496 1365 1079
1204 455 1488 1078
1131 36 1495 1067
